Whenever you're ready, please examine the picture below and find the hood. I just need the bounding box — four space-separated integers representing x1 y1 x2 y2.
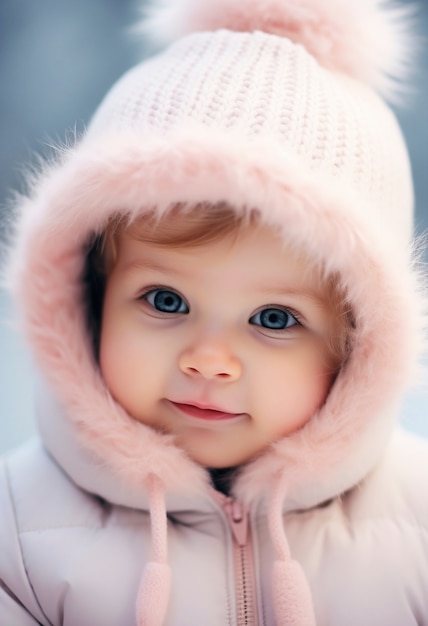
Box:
8 107 422 508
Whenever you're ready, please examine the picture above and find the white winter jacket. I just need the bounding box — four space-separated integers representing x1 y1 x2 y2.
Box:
1 411 428 625
1 0 428 624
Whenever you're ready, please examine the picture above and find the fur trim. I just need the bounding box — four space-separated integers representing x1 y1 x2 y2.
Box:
6 127 425 507
141 0 415 100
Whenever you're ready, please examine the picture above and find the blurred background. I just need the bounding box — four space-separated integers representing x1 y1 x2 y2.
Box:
0 0 427 454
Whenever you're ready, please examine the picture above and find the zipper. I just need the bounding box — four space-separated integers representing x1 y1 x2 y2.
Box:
222 498 259 626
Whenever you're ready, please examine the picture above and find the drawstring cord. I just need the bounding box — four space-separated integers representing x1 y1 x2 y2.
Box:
269 475 317 626
136 474 171 626
135 472 315 626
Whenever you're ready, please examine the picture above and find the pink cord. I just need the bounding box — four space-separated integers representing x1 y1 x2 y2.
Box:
268 474 291 561
136 474 171 626
268 474 317 626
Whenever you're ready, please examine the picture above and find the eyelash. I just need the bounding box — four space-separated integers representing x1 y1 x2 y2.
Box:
249 305 302 333
138 286 189 314
138 286 303 331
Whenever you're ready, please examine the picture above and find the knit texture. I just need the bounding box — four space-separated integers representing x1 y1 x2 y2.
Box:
89 30 413 246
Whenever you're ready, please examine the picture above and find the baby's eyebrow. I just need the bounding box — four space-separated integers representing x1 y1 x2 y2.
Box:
121 258 188 277
121 259 326 304
255 286 326 305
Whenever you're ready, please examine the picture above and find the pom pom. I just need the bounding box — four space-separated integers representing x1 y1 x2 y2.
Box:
141 0 416 100
272 559 316 626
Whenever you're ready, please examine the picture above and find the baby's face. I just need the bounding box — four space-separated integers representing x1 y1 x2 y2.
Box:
99 222 338 468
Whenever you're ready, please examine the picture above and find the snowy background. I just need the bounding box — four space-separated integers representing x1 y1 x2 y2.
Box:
1 0 427 454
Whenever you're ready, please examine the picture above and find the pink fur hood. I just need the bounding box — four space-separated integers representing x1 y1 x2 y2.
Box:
7 123 424 509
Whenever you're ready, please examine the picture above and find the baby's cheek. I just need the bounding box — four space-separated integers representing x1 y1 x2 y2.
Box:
99 330 125 396
253 356 332 435
99 310 134 386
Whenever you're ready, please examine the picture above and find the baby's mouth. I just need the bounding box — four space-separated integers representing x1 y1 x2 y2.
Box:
169 401 245 422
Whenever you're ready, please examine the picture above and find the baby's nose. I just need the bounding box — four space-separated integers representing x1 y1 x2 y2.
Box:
178 340 242 381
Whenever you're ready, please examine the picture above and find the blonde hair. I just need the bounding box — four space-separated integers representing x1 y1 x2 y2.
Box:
92 202 354 368
100 202 254 270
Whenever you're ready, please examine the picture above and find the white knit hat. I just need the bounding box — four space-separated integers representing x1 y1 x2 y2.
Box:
88 0 414 245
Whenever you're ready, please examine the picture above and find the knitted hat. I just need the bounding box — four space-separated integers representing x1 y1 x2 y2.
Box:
6 1 424 624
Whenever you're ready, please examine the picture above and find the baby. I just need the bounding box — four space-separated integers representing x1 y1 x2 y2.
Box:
95 206 350 475
1 0 427 625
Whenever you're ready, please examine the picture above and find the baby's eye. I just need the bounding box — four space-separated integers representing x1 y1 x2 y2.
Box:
143 289 189 314
249 307 299 330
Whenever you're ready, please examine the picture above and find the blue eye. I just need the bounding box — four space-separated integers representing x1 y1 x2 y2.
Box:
144 289 189 314
250 307 298 330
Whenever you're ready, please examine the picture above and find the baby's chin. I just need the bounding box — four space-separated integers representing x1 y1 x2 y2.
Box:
181 439 269 471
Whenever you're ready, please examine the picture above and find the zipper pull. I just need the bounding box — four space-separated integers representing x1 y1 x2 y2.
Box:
224 499 248 547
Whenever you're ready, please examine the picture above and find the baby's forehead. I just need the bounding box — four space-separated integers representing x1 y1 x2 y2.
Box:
118 218 323 288
111 209 324 278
